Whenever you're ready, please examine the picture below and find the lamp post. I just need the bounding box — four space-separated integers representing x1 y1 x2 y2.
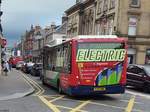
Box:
0 0 3 74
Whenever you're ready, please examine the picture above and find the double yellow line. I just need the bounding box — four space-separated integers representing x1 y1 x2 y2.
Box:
18 70 61 112
19 70 45 95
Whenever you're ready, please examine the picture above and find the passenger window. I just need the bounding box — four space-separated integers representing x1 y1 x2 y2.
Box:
137 68 145 76
127 66 138 74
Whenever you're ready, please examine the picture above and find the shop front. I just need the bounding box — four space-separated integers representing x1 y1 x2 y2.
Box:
127 48 136 64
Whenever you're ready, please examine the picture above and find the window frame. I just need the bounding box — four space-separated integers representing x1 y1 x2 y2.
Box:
130 0 140 8
127 65 146 76
109 0 115 9
103 0 108 12
47 43 72 74
97 0 103 14
128 16 138 36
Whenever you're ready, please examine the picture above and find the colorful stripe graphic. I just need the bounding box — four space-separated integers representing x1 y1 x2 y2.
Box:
97 63 123 86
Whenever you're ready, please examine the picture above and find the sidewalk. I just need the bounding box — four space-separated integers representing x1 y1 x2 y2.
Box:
0 69 34 100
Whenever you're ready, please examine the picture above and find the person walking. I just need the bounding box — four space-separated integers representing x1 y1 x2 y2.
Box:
8 58 12 71
3 61 9 76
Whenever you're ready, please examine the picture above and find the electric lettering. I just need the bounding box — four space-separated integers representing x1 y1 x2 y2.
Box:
76 49 126 62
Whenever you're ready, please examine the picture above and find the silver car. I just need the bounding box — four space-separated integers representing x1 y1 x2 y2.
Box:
16 61 25 70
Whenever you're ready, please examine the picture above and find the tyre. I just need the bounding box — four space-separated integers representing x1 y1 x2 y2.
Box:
58 81 63 94
42 77 46 85
143 83 150 93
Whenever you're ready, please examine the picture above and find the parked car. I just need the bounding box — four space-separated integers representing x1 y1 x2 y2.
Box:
21 62 27 72
11 56 23 68
30 63 42 76
16 61 25 70
22 62 34 74
127 64 150 92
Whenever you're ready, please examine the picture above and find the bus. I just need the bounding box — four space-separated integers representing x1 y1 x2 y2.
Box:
42 35 128 95
10 56 23 68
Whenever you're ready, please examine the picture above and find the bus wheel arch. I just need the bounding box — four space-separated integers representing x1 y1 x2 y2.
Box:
42 77 46 85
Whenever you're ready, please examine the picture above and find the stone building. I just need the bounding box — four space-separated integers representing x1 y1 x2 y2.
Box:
32 19 67 63
65 0 150 64
22 26 34 62
32 25 44 63
66 0 95 38
44 21 67 47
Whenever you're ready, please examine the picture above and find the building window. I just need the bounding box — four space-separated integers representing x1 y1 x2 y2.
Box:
110 0 115 9
97 1 102 14
145 49 150 64
103 0 108 12
128 17 137 36
101 18 108 35
130 0 140 7
95 23 101 35
108 18 114 35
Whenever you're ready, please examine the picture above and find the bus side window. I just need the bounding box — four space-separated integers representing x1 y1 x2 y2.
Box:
55 48 62 72
62 44 71 73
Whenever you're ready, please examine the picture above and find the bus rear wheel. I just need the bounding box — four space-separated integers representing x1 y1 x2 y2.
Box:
58 81 63 94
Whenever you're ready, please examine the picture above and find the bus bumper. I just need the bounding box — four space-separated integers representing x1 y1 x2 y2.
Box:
66 85 125 96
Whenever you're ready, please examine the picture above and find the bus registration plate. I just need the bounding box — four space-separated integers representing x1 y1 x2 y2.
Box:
94 87 106 91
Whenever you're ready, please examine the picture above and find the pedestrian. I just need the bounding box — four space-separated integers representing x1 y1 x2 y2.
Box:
3 61 9 76
1 60 5 75
8 59 12 71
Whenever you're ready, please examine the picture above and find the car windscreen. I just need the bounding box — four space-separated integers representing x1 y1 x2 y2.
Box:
76 42 126 62
27 63 34 67
35 64 42 68
143 66 150 75
17 61 24 64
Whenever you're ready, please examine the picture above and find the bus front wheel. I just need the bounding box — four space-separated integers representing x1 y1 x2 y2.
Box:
42 77 46 85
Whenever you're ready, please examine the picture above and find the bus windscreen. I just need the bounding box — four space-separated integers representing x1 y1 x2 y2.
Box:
76 43 126 62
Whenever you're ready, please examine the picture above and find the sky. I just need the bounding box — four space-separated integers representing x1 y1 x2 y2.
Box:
1 0 75 47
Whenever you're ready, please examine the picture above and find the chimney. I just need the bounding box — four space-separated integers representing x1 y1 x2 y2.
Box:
50 22 56 32
51 22 56 28
62 14 68 24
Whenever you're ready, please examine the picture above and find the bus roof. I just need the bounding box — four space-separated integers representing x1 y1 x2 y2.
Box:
74 35 118 39
44 35 127 48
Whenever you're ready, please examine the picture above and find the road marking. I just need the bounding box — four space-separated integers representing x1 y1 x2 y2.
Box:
26 77 44 95
48 96 84 103
38 96 61 112
24 75 42 95
126 90 150 99
70 100 90 112
49 95 64 103
120 100 143 104
125 96 135 112
21 73 35 92
20 71 42 95
24 74 45 95
43 95 142 112
18 70 60 112
56 105 88 112
90 101 124 109
15 70 32 89
19 70 45 95
43 95 63 97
